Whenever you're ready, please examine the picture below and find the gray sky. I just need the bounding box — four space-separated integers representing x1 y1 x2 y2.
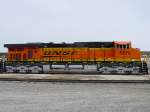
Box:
0 0 150 51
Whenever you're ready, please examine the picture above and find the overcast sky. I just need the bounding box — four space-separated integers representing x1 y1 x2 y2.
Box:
0 0 150 51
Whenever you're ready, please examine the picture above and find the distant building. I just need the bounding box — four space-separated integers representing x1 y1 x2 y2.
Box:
141 51 150 56
0 52 7 60
141 51 150 62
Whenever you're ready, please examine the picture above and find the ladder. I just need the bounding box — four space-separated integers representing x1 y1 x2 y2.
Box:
0 60 3 73
141 62 148 74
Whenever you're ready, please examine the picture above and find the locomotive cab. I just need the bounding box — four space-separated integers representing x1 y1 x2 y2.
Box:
114 41 131 49
114 41 131 62
113 41 141 62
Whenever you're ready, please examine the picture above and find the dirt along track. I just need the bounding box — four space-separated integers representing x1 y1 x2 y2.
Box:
0 73 150 83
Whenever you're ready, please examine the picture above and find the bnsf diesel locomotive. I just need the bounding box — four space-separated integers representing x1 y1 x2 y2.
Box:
1 41 148 74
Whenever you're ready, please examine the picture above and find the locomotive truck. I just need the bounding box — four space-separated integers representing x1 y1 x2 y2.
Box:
0 41 148 74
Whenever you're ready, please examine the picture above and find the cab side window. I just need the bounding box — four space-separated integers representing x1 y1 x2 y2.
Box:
120 45 123 49
123 45 126 49
116 44 128 49
117 45 120 48
127 44 129 48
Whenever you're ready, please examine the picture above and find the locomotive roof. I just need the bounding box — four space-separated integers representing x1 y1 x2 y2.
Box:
114 41 131 45
4 43 44 48
4 42 115 48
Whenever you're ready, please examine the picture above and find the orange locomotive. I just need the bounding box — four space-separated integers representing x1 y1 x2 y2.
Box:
4 41 147 74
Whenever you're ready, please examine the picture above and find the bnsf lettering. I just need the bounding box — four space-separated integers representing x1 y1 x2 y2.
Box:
44 50 75 56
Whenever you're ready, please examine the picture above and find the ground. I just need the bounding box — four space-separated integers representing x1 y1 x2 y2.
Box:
0 81 150 112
